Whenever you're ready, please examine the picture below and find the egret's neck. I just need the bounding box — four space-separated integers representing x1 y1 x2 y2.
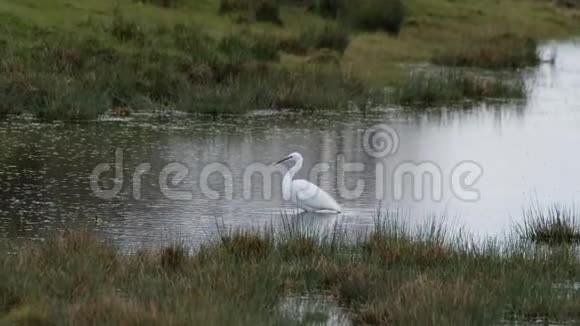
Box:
282 159 302 199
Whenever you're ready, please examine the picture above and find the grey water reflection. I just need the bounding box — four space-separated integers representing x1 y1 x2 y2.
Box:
1 40 580 247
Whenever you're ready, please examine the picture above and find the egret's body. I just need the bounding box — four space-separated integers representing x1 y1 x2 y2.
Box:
276 152 341 213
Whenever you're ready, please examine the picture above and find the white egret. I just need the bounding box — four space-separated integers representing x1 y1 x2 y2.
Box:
275 152 341 213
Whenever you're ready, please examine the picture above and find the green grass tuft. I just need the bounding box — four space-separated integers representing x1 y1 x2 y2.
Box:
516 204 580 244
160 244 189 272
432 34 540 70
300 24 350 54
110 8 146 44
395 69 527 106
220 230 274 260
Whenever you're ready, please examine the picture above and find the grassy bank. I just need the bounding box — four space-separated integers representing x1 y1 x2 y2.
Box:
3 210 580 325
0 0 579 119
395 69 527 106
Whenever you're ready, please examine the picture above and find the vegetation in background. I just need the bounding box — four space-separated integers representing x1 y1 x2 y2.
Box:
219 0 282 25
343 0 406 35
432 34 540 69
556 0 580 8
0 0 578 120
110 7 146 44
279 24 350 55
0 11 369 120
138 0 182 8
286 0 406 34
395 69 527 106
2 207 580 325
302 0 342 18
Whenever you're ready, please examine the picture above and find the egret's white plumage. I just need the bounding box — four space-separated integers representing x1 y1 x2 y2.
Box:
276 152 341 213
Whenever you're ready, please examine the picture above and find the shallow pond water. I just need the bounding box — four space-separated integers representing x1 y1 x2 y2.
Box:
280 295 351 325
1 41 580 247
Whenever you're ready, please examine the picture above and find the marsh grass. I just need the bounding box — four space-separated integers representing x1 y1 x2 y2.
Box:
1 0 578 94
4 209 580 324
220 0 282 25
298 24 350 54
395 69 527 106
516 204 580 244
556 0 580 9
360 214 455 268
1 0 577 119
159 243 189 271
219 229 275 259
255 1 283 25
0 15 370 120
137 0 182 8
304 0 342 18
344 0 406 35
289 0 406 34
176 65 369 113
110 7 146 44
280 25 350 55
432 34 540 70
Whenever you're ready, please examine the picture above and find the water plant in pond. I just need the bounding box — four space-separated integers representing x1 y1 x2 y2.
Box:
516 204 580 244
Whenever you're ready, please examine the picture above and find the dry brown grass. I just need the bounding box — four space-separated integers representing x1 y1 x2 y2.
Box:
355 276 483 325
220 231 274 259
68 291 164 326
362 231 451 267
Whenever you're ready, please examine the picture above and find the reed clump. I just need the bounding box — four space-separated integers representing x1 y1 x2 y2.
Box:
395 69 527 106
432 34 540 69
219 230 274 259
516 204 580 244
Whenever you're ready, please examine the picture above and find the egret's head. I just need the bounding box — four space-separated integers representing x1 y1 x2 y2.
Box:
275 152 303 165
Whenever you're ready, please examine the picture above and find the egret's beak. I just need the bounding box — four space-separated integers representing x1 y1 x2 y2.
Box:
275 156 291 165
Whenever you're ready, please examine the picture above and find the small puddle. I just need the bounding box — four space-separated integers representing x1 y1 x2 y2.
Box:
280 295 351 326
